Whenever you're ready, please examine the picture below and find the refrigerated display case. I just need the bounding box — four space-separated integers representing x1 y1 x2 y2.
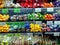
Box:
0 0 60 45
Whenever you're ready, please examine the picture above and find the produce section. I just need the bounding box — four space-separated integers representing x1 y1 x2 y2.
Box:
0 21 60 32
0 33 59 45
0 0 60 8
0 0 60 45
1 13 60 21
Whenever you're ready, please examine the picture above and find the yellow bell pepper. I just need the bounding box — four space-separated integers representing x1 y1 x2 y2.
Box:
30 23 42 32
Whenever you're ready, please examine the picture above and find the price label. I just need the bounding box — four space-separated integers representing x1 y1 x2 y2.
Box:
54 32 59 36
2 8 8 13
47 8 54 12
57 10 60 14
35 8 41 12
14 8 21 13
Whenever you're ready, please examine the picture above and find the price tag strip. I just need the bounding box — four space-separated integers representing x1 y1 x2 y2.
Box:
14 8 21 13
2 8 8 13
35 8 41 12
54 32 60 36
47 8 54 12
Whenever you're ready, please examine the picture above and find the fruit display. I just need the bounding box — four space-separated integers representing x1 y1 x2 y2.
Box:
7 22 20 32
42 2 54 8
0 0 60 45
0 0 4 8
1 13 60 21
53 13 60 20
30 23 42 32
44 14 55 20
25 22 30 30
53 1 60 7
0 0 60 8
10 13 54 21
0 22 18 32
0 33 59 45
0 23 10 32
0 0 20 8
11 13 60 21
15 0 60 8
17 0 60 8
4 0 14 7
0 14 9 21
10 15 28 21
0 21 60 32
20 0 33 8
5 0 20 7
8 13 60 21
35 13 45 20
16 0 54 8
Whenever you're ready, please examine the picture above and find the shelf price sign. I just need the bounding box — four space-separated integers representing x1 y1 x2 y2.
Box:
54 32 60 36
14 8 21 13
47 8 54 12
2 8 8 13
35 8 41 12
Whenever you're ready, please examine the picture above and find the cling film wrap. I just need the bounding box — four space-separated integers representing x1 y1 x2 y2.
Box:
1 37 11 45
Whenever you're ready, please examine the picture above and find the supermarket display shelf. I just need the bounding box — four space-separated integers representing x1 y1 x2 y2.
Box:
0 8 34 14
45 32 60 36
0 7 60 35
34 7 60 13
0 20 58 22
0 32 60 36
0 7 60 14
0 20 60 22
45 32 57 34
0 32 43 35
0 20 34 22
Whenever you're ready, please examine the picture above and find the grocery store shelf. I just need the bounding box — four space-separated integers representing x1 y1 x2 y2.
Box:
35 7 60 13
0 8 34 14
0 20 60 22
0 7 60 14
45 32 55 34
0 32 43 35
0 20 34 22
45 32 59 34
0 32 60 36
0 20 56 22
